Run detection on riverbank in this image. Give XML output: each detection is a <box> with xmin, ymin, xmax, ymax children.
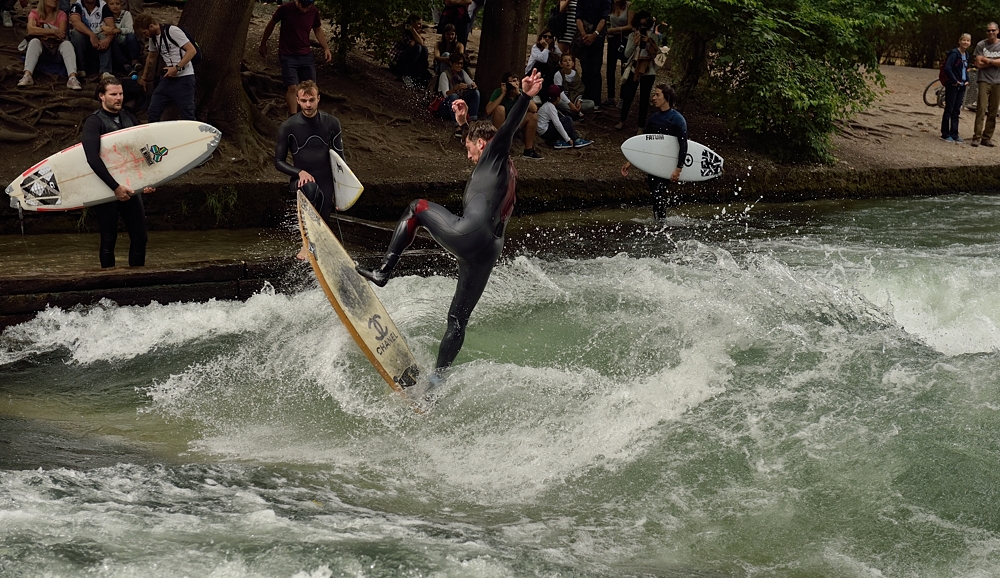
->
<box><xmin>2</xmin><ymin>4</ymin><xmax>998</xmax><ymax>237</ymax></box>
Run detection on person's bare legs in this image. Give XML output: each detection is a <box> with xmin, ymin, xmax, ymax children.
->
<box><xmin>491</xmin><ymin>105</ymin><xmax>506</xmax><ymax>129</ymax></box>
<box><xmin>286</xmin><ymin>84</ymin><xmax>299</xmax><ymax>115</ymax></box>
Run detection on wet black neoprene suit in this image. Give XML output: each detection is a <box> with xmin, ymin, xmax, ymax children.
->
<box><xmin>274</xmin><ymin>111</ymin><xmax>345</xmax><ymax>219</ymax></box>
<box><xmin>359</xmin><ymin>92</ymin><xmax>531</xmax><ymax>372</ymax></box>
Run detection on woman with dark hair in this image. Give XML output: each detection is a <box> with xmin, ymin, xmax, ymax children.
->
<box><xmin>389</xmin><ymin>13</ymin><xmax>431</xmax><ymax>86</ymax></box>
<box><xmin>433</xmin><ymin>22</ymin><xmax>464</xmax><ymax>76</ymax></box>
<box><xmin>525</xmin><ymin>26</ymin><xmax>561</xmax><ymax>84</ymax></box>
<box><xmin>615</xmin><ymin>10</ymin><xmax>658</xmax><ymax>131</ymax></box>
<box><xmin>621</xmin><ymin>83</ymin><xmax>687</xmax><ymax>219</ymax></box>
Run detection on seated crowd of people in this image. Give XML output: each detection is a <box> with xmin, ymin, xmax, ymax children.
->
<box><xmin>9</xmin><ymin>0</ymin><xmax>142</xmax><ymax>91</ymax></box>
<box><xmin>388</xmin><ymin>17</ymin><xmax>597</xmax><ymax>160</ymax></box>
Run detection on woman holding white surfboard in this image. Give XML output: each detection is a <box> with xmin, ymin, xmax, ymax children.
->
<box><xmin>621</xmin><ymin>83</ymin><xmax>686</xmax><ymax>220</ymax></box>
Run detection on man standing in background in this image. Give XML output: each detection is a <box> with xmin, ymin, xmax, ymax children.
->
<box><xmin>259</xmin><ymin>0</ymin><xmax>333</xmax><ymax>116</ymax></box>
<box><xmin>574</xmin><ymin>0</ymin><xmax>611</xmax><ymax>105</ymax></box>
<box><xmin>972</xmin><ymin>22</ymin><xmax>1000</xmax><ymax>147</ymax></box>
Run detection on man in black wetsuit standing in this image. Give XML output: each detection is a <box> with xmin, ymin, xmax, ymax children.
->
<box><xmin>358</xmin><ymin>69</ymin><xmax>544</xmax><ymax>382</ymax></box>
<box><xmin>273</xmin><ymin>79</ymin><xmax>345</xmax><ymax>259</ymax></box>
<box><xmin>82</xmin><ymin>76</ymin><xmax>155</xmax><ymax>269</ymax></box>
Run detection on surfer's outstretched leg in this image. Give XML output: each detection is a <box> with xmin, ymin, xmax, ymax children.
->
<box><xmin>358</xmin><ymin>199</ymin><xmax>437</xmax><ymax>287</ymax></box>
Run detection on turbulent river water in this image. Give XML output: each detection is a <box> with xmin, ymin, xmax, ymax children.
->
<box><xmin>3</xmin><ymin>194</ymin><xmax>1000</xmax><ymax>577</ymax></box>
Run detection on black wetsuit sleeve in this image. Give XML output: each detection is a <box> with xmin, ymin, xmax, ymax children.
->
<box><xmin>82</xmin><ymin>114</ymin><xmax>119</xmax><ymax>191</ymax></box>
<box><xmin>674</xmin><ymin>114</ymin><xmax>688</xmax><ymax>170</ymax></box>
<box><xmin>494</xmin><ymin>92</ymin><xmax>530</xmax><ymax>151</ymax></box>
<box><xmin>273</xmin><ymin>123</ymin><xmax>299</xmax><ymax>179</ymax></box>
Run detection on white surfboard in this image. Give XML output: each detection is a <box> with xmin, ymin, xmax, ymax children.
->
<box><xmin>297</xmin><ymin>191</ymin><xmax>421</xmax><ymax>396</ymax></box>
<box><xmin>621</xmin><ymin>134</ymin><xmax>724</xmax><ymax>182</ymax></box>
<box><xmin>331</xmin><ymin>150</ymin><xmax>363</xmax><ymax>211</ymax></box>
<box><xmin>5</xmin><ymin>120</ymin><xmax>222</xmax><ymax>212</ymax></box>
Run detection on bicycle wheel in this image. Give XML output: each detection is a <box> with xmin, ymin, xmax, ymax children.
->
<box><xmin>924</xmin><ymin>79</ymin><xmax>943</xmax><ymax>107</ymax></box>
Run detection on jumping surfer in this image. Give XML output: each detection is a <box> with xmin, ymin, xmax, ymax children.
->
<box><xmin>274</xmin><ymin>79</ymin><xmax>345</xmax><ymax>259</ymax></box>
<box><xmin>357</xmin><ymin>69</ymin><xmax>544</xmax><ymax>382</ymax></box>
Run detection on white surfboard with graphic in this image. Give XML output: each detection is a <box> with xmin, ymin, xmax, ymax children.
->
<box><xmin>621</xmin><ymin>134</ymin><xmax>724</xmax><ymax>182</ymax></box>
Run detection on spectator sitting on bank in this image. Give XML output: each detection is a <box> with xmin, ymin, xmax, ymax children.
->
<box><xmin>553</xmin><ymin>53</ymin><xmax>595</xmax><ymax>119</ymax></box>
<box><xmin>525</xmin><ymin>27</ymin><xmax>560</xmax><ymax>81</ymax></box>
<box><xmin>102</xmin><ymin>0</ymin><xmax>139</xmax><ymax>74</ymax></box>
<box><xmin>486</xmin><ymin>70</ymin><xmax>543</xmax><ymax>159</ymax></box>
<box><xmin>388</xmin><ymin>13</ymin><xmax>431</xmax><ymax>87</ymax></box>
<box><xmin>68</xmin><ymin>0</ymin><xmax>114</xmax><ymax>77</ymax></box>
<box><xmin>18</xmin><ymin>0</ymin><xmax>82</xmax><ymax>90</ymax></box>
<box><xmin>3</xmin><ymin>0</ymin><xmax>29</xmax><ymax>28</ymax></box>
<box><xmin>437</xmin><ymin>52</ymin><xmax>480</xmax><ymax>133</ymax></box>
<box><xmin>537</xmin><ymin>83</ymin><xmax>592</xmax><ymax>149</ymax></box>
<box><xmin>432</xmin><ymin>23</ymin><xmax>464</xmax><ymax>75</ymax></box>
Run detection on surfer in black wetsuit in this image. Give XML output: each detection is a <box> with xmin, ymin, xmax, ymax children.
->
<box><xmin>82</xmin><ymin>76</ymin><xmax>155</xmax><ymax>269</ymax></box>
<box><xmin>621</xmin><ymin>83</ymin><xmax>687</xmax><ymax>220</ymax></box>
<box><xmin>273</xmin><ymin>79</ymin><xmax>345</xmax><ymax>259</ymax></box>
<box><xmin>358</xmin><ymin>69</ymin><xmax>544</xmax><ymax>380</ymax></box>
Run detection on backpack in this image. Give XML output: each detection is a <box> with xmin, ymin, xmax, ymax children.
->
<box><xmin>939</xmin><ymin>54</ymin><xmax>949</xmax><ymax>85</ymax></box>
<box><xmin>160</xmin><ymin>23</ymin><xmax>202</xmax><ymax>67</ymax></box>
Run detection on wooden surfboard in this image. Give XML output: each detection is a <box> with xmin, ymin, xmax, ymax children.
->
<box><xmin>5</xmin><ymin>120</ymin><xmax>222</xmax><ymax>212</ymax></box>
<box><xmin>297</xmin><ymin>191</ymin><xmax>421</xmax><ymax>395</ymax></box>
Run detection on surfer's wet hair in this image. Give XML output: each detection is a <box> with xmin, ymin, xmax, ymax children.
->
<box><xmin>466</xmin><ymin>120</ymin><xmax>497</xmax><ymax>143</ymax></box>
<box><xmin>655</xmin><ymin>83</ymin><xmax>676</xmax><ymax>107</ymax></box>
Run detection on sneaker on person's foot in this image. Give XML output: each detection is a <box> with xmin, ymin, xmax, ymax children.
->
<box><xmin>972</xmin><ymin>138</ymin><xmax>980</xmax><ymax>147</ymax></box>
<box><xmin>943</xmin><ymin>136</ymin><xmax>955</xmax><ymax>142</ymax></box>
<box><xmin>600</xmin><ymin>99</ymin><xmax>616</xmax><ymax>108</ymax></box>
<box><xmin>522</xmin><ymin>148</ymin><xmax>543</xmax><ymax>159</ymax></box>
<box><xmin>983</xmin><ymin>138</ymin><xmax>996</xmax><ymax>147</ymax></box>
<box><xmin>76</xmin><ymin>70</ymin><xmax>86</xmax><ymax>78</ymax></box>
<box><xmin>553</xmin><ymin>139</ymin><xmax>573</xmax><ymax>150</ymax></box>
<box><xmin>67</xmin><ymin>76</ymin><xmax>82</xmax><ymax>90</ymax></box>
<box><xmin>614</xmin><ymin>121</ymin><xmax>624</xmax><ymax>130</ymax></box>
<box><xmin>17</xmin><ymin>72</ymin><xmax>32</xmax><ymax>87</ymax></box>
<box><xmin>2</xmin><ymin>11</ymin><xmax>13</xmax><ymax>28</ymax></box>
<box><xmin>572</xmin><ymin>138</ymin><xmax>593</xmax><ymax>148</ymax></box>
<box><xmin>954</xmin><ymin>137</ymin><xmax>965</xmax><ymax>143</ymax></box>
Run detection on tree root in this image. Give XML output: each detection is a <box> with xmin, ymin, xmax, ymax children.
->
<box><xmin>0</xmin><ymin>129</ymin><xmax>37</xmax><ymax>142</ymax></box>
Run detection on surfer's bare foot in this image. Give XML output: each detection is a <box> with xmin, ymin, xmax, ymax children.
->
<box><xmin>296</xmin><ymin>247</ymin><xmax>309</xmax><ymax>260</ymax></box>
<box><xmin>356</xmin><ymin>265</ymin><xmax>389</xmax><ymax>287</ymax></box>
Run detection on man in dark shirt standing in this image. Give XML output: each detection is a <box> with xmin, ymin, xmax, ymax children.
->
<box><xmin>273</xmin><ymin>80</ymin><xmax>345</xmax><ymax>259</ymax></box>
<box><xmin>82</xmin><ymin>76</ymin><xmax>155</xmax><ymax>268</ymax></box>
<box><xmin>574</xmin><ymin>0</ymin><xmax>611</xmax><ymax>104</ymax></box>
<box><xmin>621</xmin><ymin>83</ymin><xmax>687</xmax><ymax>220</ymax></box>
<box><xmin>259</xmin><ymin>0</ymin><xmax>333</xmax><ymax>116</ymax></box>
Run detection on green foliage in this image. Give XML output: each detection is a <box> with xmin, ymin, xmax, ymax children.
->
<box><xmin>636</xmin><ymin>0</ymin><xmax>936</xmax><ymax>162</ymax></box>
<box><xmin>203</xmin><ymin>186</ymin><xmax>237</xmax><ymax>224</ymax></box>
<box><xmin>317</xmin><ymin>0</ymin><xmax>434</xmax><ymax>65</ymax></box>
<box><xmin>878</xmin><ymin>0</ymin><xmax>988</xmax><ymax>68</ymax></box>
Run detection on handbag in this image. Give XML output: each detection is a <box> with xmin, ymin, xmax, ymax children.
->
<box><xmin>427</xmin><ymin>95</ymin><xmax>445</xmax><ymax>114</ymax></box>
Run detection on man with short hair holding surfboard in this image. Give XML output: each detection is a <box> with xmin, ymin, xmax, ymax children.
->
<box><xmin>82</xmin><ymin>76</ymin><xmax>154</xmax><ymax>268</ymax></box>
<box><xmin>358</xmin><ymin>69</ymin><xmax>544</xmax><ymax>384</ymax></box>
<box><xmin>274</xmin><ymin>79</ymin><xmax>345</xmax><ymax>260</ymax></box>
<box><xmin>620</xmin><ymin>83</ymin><xmax>687</xmax><ymax>220</ymax></box>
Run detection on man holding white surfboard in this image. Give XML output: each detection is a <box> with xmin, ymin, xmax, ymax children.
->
<box><xmin>621</xmin><ymin>83</ymin><xmax>687</xmax><ymax>220</ymax></box>
<box><xmin>273</xmin><ymin>80</ymin><xmax>345</xmax><ymax>259</ymax></box>
<box><xmin>358</xmin><ymin>69</ymin><xmax>545</xmax><ymax>384</ymax></box>
<box><xmin>82</xmin><ymin>76</ymin><xmax>154</xmax><ymax>268</ymax></box>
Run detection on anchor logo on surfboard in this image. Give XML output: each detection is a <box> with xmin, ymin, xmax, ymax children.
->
<box><xmin>368</xmin><ymin>314</ymin><xmax>389</xmax><ymax>340</ymax></box>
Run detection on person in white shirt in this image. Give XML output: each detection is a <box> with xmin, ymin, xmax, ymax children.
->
<box><xmin>134</xmin><ymin>12</ymin><xmax>196</xmax><ymax>122</ymax></box>
<box><xmin>553</xmin><ymin>53</ymin><xmax>595</xmax><ymax>119</ymax></box>
<box><xmin>524</xmin><ymin>27</ymin><xmax>560</xmax><ymax>78</ymax></box>
<box><xmin>536</xmin><ymin>84</ymin><xmax>592</xmax><ymax>149</ymax></box>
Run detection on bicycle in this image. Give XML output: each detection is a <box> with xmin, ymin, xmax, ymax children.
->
<box><xmin>924</xmin><ymin>68</ymin><xmax>979</xmax><ymax>111</ymax></box>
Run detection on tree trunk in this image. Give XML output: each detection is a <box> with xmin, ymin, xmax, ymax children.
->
<box><xmin>535</xmin><ymin>0</ymin><xmax>548</xmax><ymax>34</ymax></box>
<box><xmin>474</xmin><ymin>0</ymin><xmax>532</xmax><ymax>116</ymax></box>
<box><xmin>672</xmin><ymin>31</ymin><xmax>707</xmax><ymax>106</ymax></box>
<box><xmin>178</xmin><ymin>0</ymin><xmax>273</xmax><ymax>162</ymax></box>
